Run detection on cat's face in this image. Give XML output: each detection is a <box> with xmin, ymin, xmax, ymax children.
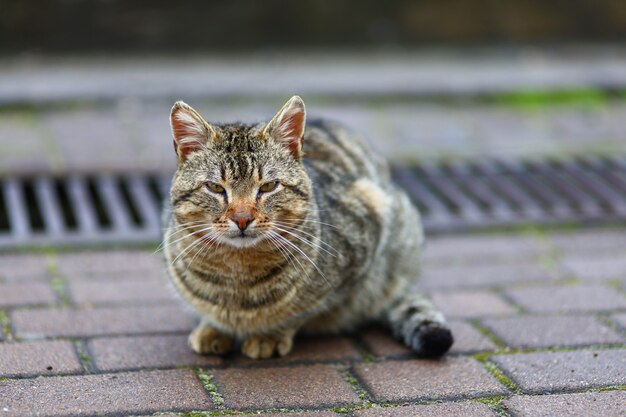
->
<box><xmin>169</xmin><ymin>96</ymin><xmax>311</xmax><ymax>249</ymax></box>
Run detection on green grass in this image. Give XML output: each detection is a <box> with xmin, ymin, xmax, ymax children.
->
<box><xmin>0</xmin><ymin>309</ymin><xmax>11</xmax><ymax>339</ymax></box>
<box><xmin>474</xmin><ymin>395</ymin><xmax>509</xmax><ymax>416</ymax></box>
<box><xmin>197</xmin><ymin>369</ymin><xmax>225</xmax><ymax>407</ymax></box>
<box><xmin>492</xmin><ymin>89</ymin><xmax>607</xmax><ymax>110</ymax></box>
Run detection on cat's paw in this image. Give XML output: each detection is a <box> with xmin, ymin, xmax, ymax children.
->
<box><xmin>188</xmin><ymin>326</ymin><xmax>234</xmax><ymax>355</ymax></box>
<box><xmin>409</xmin><ymin>322</ymin><xmax>453</xmax><ymax>358</ymax></box>
<box><xmin>241</xmin><ymin>334</ymin><xmax>294</xmax><ymax>359</ymax></box>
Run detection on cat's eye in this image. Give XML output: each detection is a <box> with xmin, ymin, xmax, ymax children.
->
<box><xmin>259</xmin><ymin>181</ymin><xmax>279</xmax><ymax>193</ymax></box>
<box><xmin>206</xmin><ymin>182</ymin><xmax>225</xmax><ymax>193</ymax></box>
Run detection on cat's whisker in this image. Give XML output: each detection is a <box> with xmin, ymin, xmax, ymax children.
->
<box><xmin>264</xmin><ymin>233</ymin><xmax>300</xmax><ymax>276</ymax></box>
<box><xmin>158</xmin><ymin>224</ymin><xmax>213</xmax><ymax>254</ymax></box>
<box><xmin>272</xmin><ymin>226</ymin><xmax>337</xmax><ymax>258</ymax></box>
<box><xmin>280</xmin><ymin>218</ymin><xmax>339</xmax><ymax>229</ymax></box>
<box><xmin>169</xmin><ymin>226</ymin><xmax>216</xmax><ymax>266</ymax></box>
<box><xmin>155</xmin><ymin>221</ymin><xmax>209</xmax><ymax>253</ymax></box>
<box><xmin>271</xmin><ymin>231</ymin><xmax>331</xmax><ymax>287</ymax></box>
<box><xmin>266</xmin><ymin>231</ymin><xmax>309</xmax><ymax>278</ymax></box>
<box><xmin>185</xmin><ymin>231</ymin><xmax>220</xmax><ymax>273</ymax></box>
<box><xmin>272</xmin><ymin>221</ymin><xmax>341</xmax><ymax>255</ymax></box>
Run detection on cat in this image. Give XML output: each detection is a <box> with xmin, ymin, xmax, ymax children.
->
<box><xmin>162</xmin><ymin>96</ymin><xmax>453</xmax><ymax>359</ymax></box>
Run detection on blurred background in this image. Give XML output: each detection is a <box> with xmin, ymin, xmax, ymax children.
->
<box><xmin>1</xmin><ymin>0</ymin><xmax>626</xmax><ymax>245</ymax></box>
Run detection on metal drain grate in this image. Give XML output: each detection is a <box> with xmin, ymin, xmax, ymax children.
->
<box><xmin>393</xmin><ymin>156</ymin><xmax>626</xmax><ymax>232</ymax></box>
<box><xmin>0</xmin><ymin>175</ymin><xmax>170</xmax><ymax>248</ymax></box>
<box><xmin>1</xmin><ymin>156</ymin><xmax>626</xmax><ymax>247</ymax></box>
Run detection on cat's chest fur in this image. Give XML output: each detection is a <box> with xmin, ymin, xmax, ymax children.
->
<box><xmin>165</xmin><ymin>230</ymin><xmax>331</xmax><ymax>333</ymax></box>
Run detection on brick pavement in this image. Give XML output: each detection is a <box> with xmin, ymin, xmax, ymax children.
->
<box><xmin>0</xmin><ymin>228</ymin><xmax>625</xmax><ymax>416</ymax></box>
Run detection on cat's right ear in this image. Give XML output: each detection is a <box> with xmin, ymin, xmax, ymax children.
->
<box><xmin>170</xmin><ymin>101</ymin><xmax>216</xmax><ymax>162</ymax></box>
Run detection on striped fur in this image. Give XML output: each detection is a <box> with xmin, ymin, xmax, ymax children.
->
<box><xmin>163</xmin><ymin>97</ymin><xmax>453</xmax><ymax>359</ymax></box>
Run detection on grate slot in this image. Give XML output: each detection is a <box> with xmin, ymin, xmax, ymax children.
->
<box><xmin>128</xmin><ymin>176</ymin><xmax>161</xmax><ymax>231</ymax></box>
<box><xmin>528</xmin><ymin>161</ymin><xmax>603</xmax><ymax>217</ymax></box>
<box><xmin>21</xmin><ymin>180</ymin><xmax>45</xmax><ymax>232</ymax></box>
<box><xmin>418</xmin><ymin>164</ymin><xmax>484</xmax><ymax>223</ymax></box>
<box><xmin>54</xmin><ymin>179</ymin><xmax>78</xmax><ymax>230</ymax></box>
<box><xmin>67</xmin><ymin>177</ymin><xmax>98</xmax><ymax>234</ymax></box>
<box><xmin>96</xmin><ymin>176</ymin><xmax>130</xmax><ymax>231</ymax></box>
<box><xmin>117</xmin><ymin>177</ymin><xmax>143</xmax><ymax>227</ymax></box>
<box><xmin>4</xmin><ymin>178</ymin><xmax>30</xmax><ymax>239</ymax></box>
<box><xmin>473</xmin><ymin>160</ymin><xmax>544</xmax><ymax>220</ymax></box>
<box><xmin>0</xmin><ymin>181</ymin><xmax>10</xmax><ymax>232</ymax></box>
<box><xmin>35</xmin><ymin>177</ymin><xmax>64</xmax><ymax>235</ymax></box>
<box><xmin>583</xmin><ymin>157</ymin><xmax>626</xmax><ymax>193</ymax></box>
<box><xmin>558</xmin><ymin>160</ymin><xmax>626</xmax><ymax>215</ymax></box>
<box><xmin>498</xmin><ymin>160</ymin><xmax>575</xmax><ymax>218</ymax></box>
<box><xmin>607</xmin><ymin>157</ymin><xmax>626</xmax><ymax>193</ymax></box>
<box><xmin>447</xmin><ymin>162</ymin><xmax>517</xmax><ymax>221</ymax></box>
<box><xmin>391</xmin><ymin>167</ymin><xmax>452</xmax><ymax>220</ymax></box>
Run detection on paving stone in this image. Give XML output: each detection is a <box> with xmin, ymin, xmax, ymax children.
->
<box><xmin>482</xmin><ymin>315</ymin><xmax>625</xmax><ymax>349</ymax></box>
<box><xmin>504</xmin><ymin>390</ymin><xmax>626</xmax><ymax>417</ymax></box>
<box><xmin>67</xmin><ymin>279</ymin><xmax>175</xmax><ymax>304</ymax></box>
<box><xmin>235</xmin><ymin>336</ymin><xmax>361</xmax><ymax>365</ymax></box>
<box><xmin>491</xmin><ymin>349</ymin><xmax>626</xmax><ymax>393</ymax></box>
<box><xmin>560</xmin><ymin>255</ymin><xmax>626</xmax><ymax>282</ymax></box>
<box><xmin>89</xmin><ymin>335</ymin><xmax>222</xmax><ymax>371</ymax></box>
<box><xmin>354</xmin><ymin>401</ymin><xmax>497</xmax><ymax>417</ymax></box>
<box><xmin>359</xmin><ymin>327</ymin><xmax>412</xmax><ymax>358</ymax></box>
<box><xmin>11</xmin><ymin>306</ymin><xmax>195</xmax><ymax>339</ymax></box>
<box><xmin>213</xmin><ymin>364</ymin><xmax>360</xmax><ymax>410</ymax></box>
<box><xmin>43</xmin><ymin>109</ymin><xmax>139</xmax><ymax>173</ymax></box>
<box><xmin>421</xmin><ymin>263</ymin><xmax>554</xmax><ymax>290</ymax></box>
<box><xmin>423</xmin><ymin>234</ymin><xmax>543</xmax><ymax>266</ymax></box>
<box><xmin>431</xmin><ymin>290</ymin><xmax>517</xmax><ymax>318</ymax></box>
<box><xmin>482</xmin><ymin>315</ymin><xmax>624</xmax><ymax>349</ymax></box>
<box><xmin>0</xmin><ymin>340</ymin><xmax>82</xmax><ymax>377</ymax></box>
<box><xmin>0</xmin><ymin>254</ymin><xmax>49</xmax><ymax>282</ymax></box>
<box><xmin>0</xmin><ymin>369</ymin><xmax>213</xmax><ymax>416</ymax></box>
<box><xmin>56</xmin><ymin>250</ymin><xmax>164</xmax><ymax>278</ymax></box>
<box><xmin>505</xmin><ymin>285</ymin><xmax>626</xmax><ymax>313</ymax></box>
<box><xmin>613</xmin><ymin>313</ymin><xmax>626</xmax><ymax>331</ymax></box>
<box><xmin>549</xmin><ymin>230</ymin><xmax>626</xmax><ymax>256</ymax></box>
<box><xmin>0</xmin><ymin>114</ymin><xmax>52</xmax><ymax>175</ymax></box>
<box><xmin>448</xmin><ymin>321</ymin><xmax>499</xmax><ymax>354</ymax></box>
<box><xmin>0</xmin><ymin>282</ymin><xmax>57</xmax><ymax>307</ymax></box>
<box><xmin>355</xmin><ymin>357</ymin><xmax>507</xmax><ymax>402</ymax></box>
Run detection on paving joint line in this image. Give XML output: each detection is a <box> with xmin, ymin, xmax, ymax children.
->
<box><xmin>468</xmin><ymin>319</ymin><xmax>508</xmax><ymax>349</ymax></box>
<box><xmin>196</xmin><ymin>368</ymin><xmax>225</xmax><ymax>408</ymax></box>
<box><xmin>0</xmin><ymin>308</ymin><xmax>12</xmax><ymax>341</ymax></box>
<box><xmin>472</xmin><ymin>395</ymin><xmax>513</xmax><ymax>417</ymax></box>
<box><xmin>334</xmin><ymin>364</ymin><xmax>373</xmax><ymax>413</ymax></box>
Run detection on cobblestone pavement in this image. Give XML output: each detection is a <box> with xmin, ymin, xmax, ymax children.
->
<box><xmin>1</xmin><ymin>228</ymin><xmax>625</xmax><ymax>416</ymax></box>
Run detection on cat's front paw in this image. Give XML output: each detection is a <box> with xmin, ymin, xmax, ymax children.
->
<box><xmin>188</xmin><ymin>326</ymin><xmax>234</xmax><ymax>355</ymax></box>
<box><xmin>241</xmin><ymin>334</ymin><xmax>294</xmax><ymax>359</ymax></box>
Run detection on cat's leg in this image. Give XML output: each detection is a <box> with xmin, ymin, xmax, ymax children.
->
<box><xmin>386</xmin><ymin>292</ymin><xmax>453</xmax><ymax>358</ymax></box>
<box><xmin>188</xmin><ymin>318</ymin><xmax>235</xmax><ymax>355</ymax></box>
<box><xmin>241</xmin><ymin>327</ymin><xmax>297</xmax><ymax>359</ymax></box>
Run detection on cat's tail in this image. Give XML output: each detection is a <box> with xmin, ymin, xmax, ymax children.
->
<box><xmin>386</xmin><ymin>292</ymin><xmax>453</xmax><ymax>357</ymax></box>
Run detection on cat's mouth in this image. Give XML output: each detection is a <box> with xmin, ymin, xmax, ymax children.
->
<box><xmin>220</xmin><ymin>230</ymin><xmax>263</xmax><ymax>248</ymax></box>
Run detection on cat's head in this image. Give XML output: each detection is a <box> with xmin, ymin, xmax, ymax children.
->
<box><xmin>168</xmin><ymin>96</ymin><xmax>312</xmax><ymax>249</ymax></box>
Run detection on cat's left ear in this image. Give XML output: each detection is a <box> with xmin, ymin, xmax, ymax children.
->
<box><xmin>264</xmin><ymin>96</ymin><xmax>306</xmax><ymax>159</ymax></box>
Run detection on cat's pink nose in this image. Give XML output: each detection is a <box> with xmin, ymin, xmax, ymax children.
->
<box><xmin>230</xmin><ymin>212</ymin><xmax>254</xmax><ymax>231</ymax></box>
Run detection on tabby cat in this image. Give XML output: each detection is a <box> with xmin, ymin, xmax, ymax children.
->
<box><xmin>163</xmin><ymin>96</ymin><xmax>453</xmax><ymax>359</ymax></box>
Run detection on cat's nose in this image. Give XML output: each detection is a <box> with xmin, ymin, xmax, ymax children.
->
<box><xmin>230</xmin><ymin>212</ymin><xmax>254</xmax><ymax>231</ymax></box>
